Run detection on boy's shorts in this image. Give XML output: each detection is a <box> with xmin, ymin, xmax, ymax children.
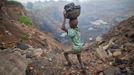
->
<box><xmin>64</xmin><ymin>49</ymin><xmax>82</xmax><ymax>54</ymax></box>
<box><xmin>64</xmin><ymin>43</ymin><xmax>88</xmax><ymax>54</ymax></box>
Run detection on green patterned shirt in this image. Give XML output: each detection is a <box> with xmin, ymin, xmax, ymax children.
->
<box><xmin>67</xmin><ymin>28</ymin><xmax>83</xmax><ymax>53</ymax></box>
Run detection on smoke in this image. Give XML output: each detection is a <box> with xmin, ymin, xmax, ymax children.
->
<box><xmin>15</xmin><ymin>0</ymin><xmax>90</xmax><ymax>3</ymax></box>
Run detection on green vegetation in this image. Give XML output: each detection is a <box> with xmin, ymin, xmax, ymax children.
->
<box><xmin>20</xmin><ymin>34</ymin><xmax>28</xmax><ymax>41</ymax></box>
<box><xmin>19</xmin><ymin>16</ymin><xmax>32</xmax><ymax>26</ymax></box>
<box><xmin>7</xmin><ymin>0</ymin><xmax>21</xmax><ymax>6</ymax></box>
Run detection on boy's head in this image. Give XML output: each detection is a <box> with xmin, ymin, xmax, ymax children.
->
<box><xmin>69</xmin><ymin>19</ymin><xmax>78</xmax><ymax>28</ymax></box>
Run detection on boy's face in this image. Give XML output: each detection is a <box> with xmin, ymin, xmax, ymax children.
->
<box><xmin>69</xmin><ymin>19</ymin><xmax>78</xmax><ymax>28</ymax></box>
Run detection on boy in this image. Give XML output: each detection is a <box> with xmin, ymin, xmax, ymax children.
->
<box><xmin>61</xmin><ymin>12</ymin><xmax>84</xmax><ymax>69</ymax></box>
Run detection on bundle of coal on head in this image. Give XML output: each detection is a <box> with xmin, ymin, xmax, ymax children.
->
<box><xmin>64</xmin><ymin>2</ymin><xmax>81</xmax><ymax>20</ymax></box>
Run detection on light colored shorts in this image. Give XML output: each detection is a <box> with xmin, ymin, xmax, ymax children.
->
<box><xmin>64</xmin><ymin>43</ymin><xmax>88</xmax><ymax>54</ymax></box>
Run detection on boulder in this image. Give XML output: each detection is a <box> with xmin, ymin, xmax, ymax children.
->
<box><xmin>33</xmin><ymin>48</ymin><xmax>44</xmax><ymax>58</ymax></box>
<box><xmin>104</xmin><ymin>67</ymin><xmax>121</xmax><ymax>75</ymax></box>
<box><xmin>25</xmin><ymin>48</ymin><xmax>44</xmax><ymax>59</ymax></box>
<box><xmin>0</xmin><ymin>49</ymin><xmax>28</xmax><ymax>75</ymax></box>
<box><xmin>16</xmin><ymin>42</ymin><xmax>29</xmax><ymax>50</ymax></box>
<box><xmin>96</xmin><ymin>47</ymin><xmax>108</xmax><ymax>61</ymax></box>
<box><xmin>112</xmin><ymin>50</ymin><xmax>122</xmax><ymax>57</ymax></box>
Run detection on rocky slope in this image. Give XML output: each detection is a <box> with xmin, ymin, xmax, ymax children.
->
<box><xmin>0</xmin><ymin>1</ymin><xmax>63</xmax><ymax>75</ymax></box>
<box><xmin>20</xmin><ymin>16</ymin><xmax>134</xmax><ymax>75</ymax></box>
<box><xmin>0</xmin><ymin>0</ymin><xmax>134</xmax><ymax>75</ymax></box>
<box><xmin>92</xmin><ymin>16</ymin><xmax>134</xmax><ymax>75</ymax></box>
<box><xmin>102</xmin><ymin>16</ymin><xmax>134</xmax><ymax>74</ymax></box>
<box><xmin>0</xmin><ymin>0</ymin><xmax>62</xmax><ymax>50</ymax></box>
<box><xmin>0</xmin><ymin>49</ymin><xmax>27</xmax><ymax>75</ymax></box>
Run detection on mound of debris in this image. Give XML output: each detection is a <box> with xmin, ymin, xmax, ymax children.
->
<box><xmin>94</xmin><ymin>16</ymin><xmax>134</xmax><ymax>75</ymax></box>
<box><xmin>103</xmin><ymin>16</ymin><xmax>134</xmax><ymax>45</ymax></box>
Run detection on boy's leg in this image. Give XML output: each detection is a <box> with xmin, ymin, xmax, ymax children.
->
<box><xmin>77</xmin><ymin>54</ymin><xmax>87</xmax><ymax>74</ymax></box>
<box><xmin>77</xmin><ymin>54</ymin><xmax>84</xmax><ymax>69</ymax></box>
<box><xmin>64</xmin><ymin>51</ymin><xmax>73</xmax><ymax>66</ymax></box>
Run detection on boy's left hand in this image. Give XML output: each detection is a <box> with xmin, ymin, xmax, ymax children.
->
<box><xmin>61</xmin><ymin>26</ymin><xmax>65</xmax><ymax>31</ymax></box>
<box><xmin>63</xmin><ymin>10</ymin><xmax>67</xmax><ymax>18</ymax></box>
<box><xmin>61</xmin><ymin>26</ymin><xmax>67</xmax><ymax>32</ymax></box>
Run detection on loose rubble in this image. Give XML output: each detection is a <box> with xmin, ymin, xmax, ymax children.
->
<box><xmin>0</xmin><ymin>0</ymin><xmax>134</xmax><ymax>75</ymax></box>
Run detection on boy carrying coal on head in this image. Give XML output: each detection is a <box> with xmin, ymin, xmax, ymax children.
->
<box><xmin>61</xmin><ymin>3</ymin><xmax>85</xmax><ymax>69</ymax></box>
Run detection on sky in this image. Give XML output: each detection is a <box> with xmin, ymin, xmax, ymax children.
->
<box><xmin>14</xmin><ymin>0</ymin><xmax>90</xmax><ymax>3</ymax></box>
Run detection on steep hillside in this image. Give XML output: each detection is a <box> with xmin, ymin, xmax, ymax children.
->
<box><xmin>0</xmin><ymin>0</ymin><xmax>134</xmax><ymax>75</ymax></box>
<box><xmin>0</xmin><ymin>1</ymin><xmax>63</xmax><ymax>75</ymax></box>
<box><xmin>23</xmin><ymin>16</ymin><xmax>134</xmax><ymax>75</ymax></box>
<box><xmin>103</xmin><ymin>16</ymin><xmax>134</xmax><ymax>45</ymax></box>
<box><xmin>0</xmin><ymin>0</ymin><xmax>62</xmax><ymax>50</ymax></box>
<box><xmin>94</xmin><ymin>16</ymin><xmax>134</xmax><ymax>75</ymax></box>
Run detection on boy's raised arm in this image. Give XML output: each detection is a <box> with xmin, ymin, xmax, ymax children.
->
<box><xmin>61</xmin><ymin>11</ymin><xmax>68</xmax><ymax>32</ymax></box>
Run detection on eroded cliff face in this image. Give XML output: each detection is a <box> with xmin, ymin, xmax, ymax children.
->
<box><xmin>1</xmin><ymin>0</ymin><xmax>25</xmax><ymax>20</ymax></box>
<box><xmin>0</xmin><ymin>1</ymin><xmax>63</xmax><ymax>75</ymax></box>
<box><xmin>0</xmin><ymin>0</ymin><xmax>63</xmax><ymax>50</ymax></box>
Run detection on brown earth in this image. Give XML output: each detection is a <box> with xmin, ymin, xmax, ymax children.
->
<box><xmin>0</xmin><ymin>0</ymin><xmax>63</xmax><ymax>50</ymax></box>
<box><xmin>0</xmin><ymin>0</ymin><xmax>134</xmax><ymax>75</ymax></box>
